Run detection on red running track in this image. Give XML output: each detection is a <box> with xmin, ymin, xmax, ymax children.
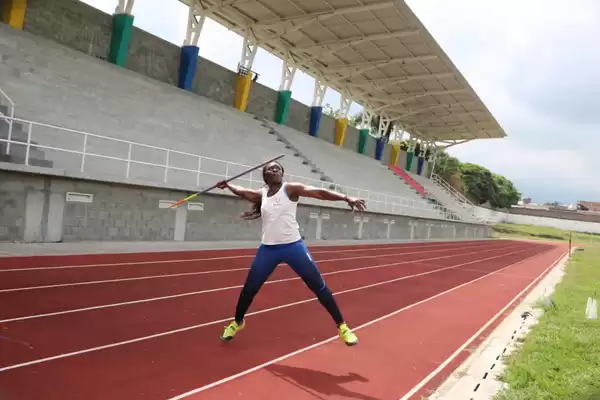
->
<box><xmin>0</xmin><ymin>239</ymin><xmax>565</xmax><ymax>400</ymax></box>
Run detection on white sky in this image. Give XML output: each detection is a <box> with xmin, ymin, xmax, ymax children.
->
<box><xmin>81</xmin><ymin>0</ymin><xmax>600</xmax><ymax>204</ymax></box>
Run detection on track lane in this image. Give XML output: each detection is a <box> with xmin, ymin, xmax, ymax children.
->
<box><xmin>0</xmin><ymin>243</ymin><xmax>519</xmax><ymax>320</ymax></box>
<box><xmin>195</xmin><ymin>244</ymin><xmax>566</xmax><ymax>400</ymax></box>
<box><xmin>0</xmin><ymin>245</ymin><xmax>540</xmax><ymax>367</ymax></box>
<box><xmin>0</xmin><ymin>240</ymin><xmax>500</xmax><ymax>270</ymax></box>
<box><xmin>0</xmin><ymin>241</ymin><xmax>503</xmax><ymax>288</ymax></box>
<box><xmin>0</xmin><ymin>243</ymin><xmax>551</xmax><ymax>400</ymax></box>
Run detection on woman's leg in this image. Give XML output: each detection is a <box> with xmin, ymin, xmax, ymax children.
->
<box><xmin>283</xmin><ymin>241</ymin><xmax>345</xmax><ymax>325</ymax></box>
<box><xmin>221</xmin><ymin>244</ymin><xmax>280</xmax><ymax>341</ymax></box>
<box><xmin>284</xmin><ymin>241</ymin><xmax>357</xmax><ymax>345</ymax></box>
<box><xmin>234</xmin><ymin>245</ymin><xmax>280</xmax><ymax>323</ymax></box>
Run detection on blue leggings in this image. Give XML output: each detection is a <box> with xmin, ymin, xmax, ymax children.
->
<box><xmin>234</xmin><ymin>240</ymin><xmax>345</xmax><ymax>325</ymax></box>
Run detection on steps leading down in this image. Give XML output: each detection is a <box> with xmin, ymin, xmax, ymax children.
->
<box><xmin>387</xmin><ymin>164</ymin><xmax>426</xmax><ymax>196</ymax></box>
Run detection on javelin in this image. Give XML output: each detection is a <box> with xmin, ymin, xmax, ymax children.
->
<box><xmin>167</xmin><ymin>154</ymin><xmax>285</xmax><ymax>209</ymax></box>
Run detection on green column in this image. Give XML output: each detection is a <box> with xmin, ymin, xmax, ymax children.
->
<box><xmin>358</xmin><ymin>129</ymin><xmax>369</xmax><ymax>154</ymax></box>
<box><xmin>274</xmin><ymin>90</ymin><xmax>292</xmax><ymax>125</ymax></box>
<box><xmin>108</xmin><ymin>13</ymin><xmax>134</xmax><ymax>66</ymax></box>
<box><xmin>405</xmin><ymin>151</ymin><xmax>414</xmax><ymax>171</ymax></box>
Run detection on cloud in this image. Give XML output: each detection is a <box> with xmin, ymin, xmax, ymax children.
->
<box><xmin>405</xmin><ymin>0</ymin><xmax>600</xmax><ymax>203</ymax></box>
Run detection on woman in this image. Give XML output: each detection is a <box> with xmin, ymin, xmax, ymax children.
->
<box><xmin>216</xmin><ymin>160</ymin><xmax>366</xmax><ymax>346</ymax></box>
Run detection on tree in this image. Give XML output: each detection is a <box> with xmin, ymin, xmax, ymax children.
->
<box><xmin>322</xmin><ymin>103</ymin><xmax>343</xmax><ymax>119</ymax></box>
<box><xmin>490</xmin><ymin>173</ymin><xmax>521</xmax><ymax>209</ymax></box>
<box><xmin>432</xmin><ymin>150</ymin><xmax>461</xmax><ymax>182</ymax></box>
<box><xmin>460</xmin><ymin>163</ymin><xmax>498</xmax><ymax>205</ymax></box>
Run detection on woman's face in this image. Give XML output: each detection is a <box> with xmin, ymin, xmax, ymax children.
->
<box><xmin>264</xmin><ymin>162</ymin><xmax>283</xmax><ymax>185</ymax></box>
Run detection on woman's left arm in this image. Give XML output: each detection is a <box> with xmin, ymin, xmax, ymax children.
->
<box><xmin>285</xmin><ymin>182</ymin><xmax>366</xmax><ymax>211</ymax></box>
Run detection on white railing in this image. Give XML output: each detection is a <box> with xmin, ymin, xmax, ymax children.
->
<box><xmin>431</xmin><ymin>173</ymin><xmax>477</xmax><ymax>212</ymax></box>
<box><xmin>0</xmin><ymin>116</ymin><xmax>479</xmax><ymax>223</ymax></box>
<box><xmin>0</xmin><ymin>88</ymin><xmax>15</xmax><ymax>155</ymax></box>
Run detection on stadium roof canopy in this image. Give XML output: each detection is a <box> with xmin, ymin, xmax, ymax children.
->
<box><xmin>178</xmin><ymin>0</ymin><xmax>507</xmax><ymax>143</ymax></box>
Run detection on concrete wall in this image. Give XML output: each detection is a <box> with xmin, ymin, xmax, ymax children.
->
<box><xmin>508</xmin><ymin>206</ymin><xmax>600</xmax><ymax>223</ymax></box>
<box><xmin>0</xmin><ymin>168</ymin><xmax>492</xmax><ymax>243</ymax></box>
<box><xmin>473</xmin><ymin>205</ymin><xmax>600</xmax><ymax>234</ymax></box>
<box><xmin>19</xmin><ymin>0</ymin><xmax>363</xmax><ymax>157</ymax></box>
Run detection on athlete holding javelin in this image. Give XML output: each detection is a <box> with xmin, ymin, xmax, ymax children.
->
<box><xmin>216</xmin><ymin>160</ymin><xmax>366</xmax><ymax>346</ymax></box>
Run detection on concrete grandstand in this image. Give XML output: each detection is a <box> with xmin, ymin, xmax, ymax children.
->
<box><xmin>0</xmin><ymin>0</ymin><xmax>502</xmax><ymax>243</ymax></box>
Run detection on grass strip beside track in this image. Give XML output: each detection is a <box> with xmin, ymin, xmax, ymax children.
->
<box><xmin>493</xmin><ymin>244</ymin><xmax>600</xmax><ymax>400</ymax></box>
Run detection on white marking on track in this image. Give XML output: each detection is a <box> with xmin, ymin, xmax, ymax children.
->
<box><xmin>166</xmin><ymin>246</ymin><xmax>555</xmax><ymax>399</ymax></box>
<box><xmin>0</xmin><ymin>243</ymin><xmax>510</xmax><ymax>293</ymax></box>
<box><xmin>0</xmin><ymin>245</ymin><xmax>543</xmax><ymax>370</ymax></box>
<box><xmin>0</xmin><ymin>241</ymin><xmax>498</xmax><ymax>272</ymax></box>
<box><xmin>0</xmin><ymin>245</ymin><xmax>527</xmax><ymax>323</ymax></box>
<box><xmin>396</xmin><ymin>250</ymin><xmax>568</xmax><ymax>400</ymax></box>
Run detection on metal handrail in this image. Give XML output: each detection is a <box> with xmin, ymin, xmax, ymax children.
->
<box><xmin>431</xmin><ymin>173</ymin><xmax>476</xmax><ymax>209</ymax></box>
<box><xmin>0</xmin><ymin>115</ymin><xmax>481</xmax><ymax>223</ymax></box>
<box><xmin>0</xmin><ymin>87</ymin><xmax>15</xmax><ymax>156</ymax></box>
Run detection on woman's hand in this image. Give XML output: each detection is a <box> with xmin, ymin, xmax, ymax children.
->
<box><xmin>216</xmin><ymin>180</ymin><xmax>229</xmax><ymax>190</ymax></box>
<box><xmin>345</xmin><ymin>196</ymin><xmax>366</xmax><ymax>212</ymax></box>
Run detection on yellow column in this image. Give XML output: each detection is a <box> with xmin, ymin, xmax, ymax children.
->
<box><xmin>391</xmin><ymin>145</ymin><xmax>400</xmax><ymax>166</ymax></box>
<box><xmin>335</xmin><ymin>117</ymin><xmax>348</xmax><ymax>146</ymax></box>
<box><xmin>234</xmin><ymin>72</ymin><xmax>253</xmax><ymax>111</ymax></box>
<box><xmin>2</xmin><ymin>0</ymin><xmax>27</xmax><ymax>29</ymax></box>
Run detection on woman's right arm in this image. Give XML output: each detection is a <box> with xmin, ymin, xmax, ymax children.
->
<box><xmin>216</xmin><ymin>181</ymin><xmax>262</xmax><ymax>203</ymax></box>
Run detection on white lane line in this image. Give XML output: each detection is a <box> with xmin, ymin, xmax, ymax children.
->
<box><xmin>0</xmin><ymin>243</ymin><xmax>509</xmax><ymax>293</ymax></box>
<box><xmin>397</xmin><ymin>250</ymin><xmax>568</xmax><ymax>400</ymax></box>
<box><xmin>0</xmin><ymin>241</ymin><xmax>499</xmax><ymax>272</ymax></box>
<box><xmin>166</xmin><ymin>247</ymin><xmax>555</xmax><ymax>399</ymax></box>
<box><xmin>0</xmin><ymin>245</ymin><xmax>527</xmax><ymax>323</ymax></box>
<box><xmin>0</xmin><ymin>245</ymin><xmax>544</xmax><ymax>371</ymax></box>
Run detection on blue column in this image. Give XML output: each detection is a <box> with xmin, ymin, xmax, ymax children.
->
<box><xmin>375</xmin><ymin>138</ymin><xmax>385</xmax><ymax>161</ymax></box>
<box><xmin>178</xmin><ymin>45</ymin><xmax>199</xmax><ymax>91</ymax></box>
<box><xmin>308</xmin><ymin>106</ymin><xmax>322</xmax><ymax>137</ymax></box>
<box><xmin>417</xmin><ymin>157</ymin><xmax>425</xmax><ymax>175</ymax></box>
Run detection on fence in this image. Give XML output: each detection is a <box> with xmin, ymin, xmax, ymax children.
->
<box><xmin>0</xmin><ymin>116</ymin><xmax>490</xmax><ymax>223</ymax></box>
<box><xmin>431</xmin><ymin>173</ymin><xmax>477</xmax><ymax>212</ymax></box>
<box><xmin>0</xmin><ymin>88</ymin><xmax>15</xmax><ymax>155</ymax></box>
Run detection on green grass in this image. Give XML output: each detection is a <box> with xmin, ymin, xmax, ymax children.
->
<box><xmin>492</xmin><ymin>223</ymin><xmax>600</xmax><ymax>244</ymax></box>
<box><xmin>492</xmin><ymin>245</ymin><xmax>600</xmax><ymax>400</ymax></box>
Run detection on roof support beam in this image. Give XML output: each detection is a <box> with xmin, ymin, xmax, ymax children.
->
<box><xmin>420</xmin><ymin>126</ymin><xmax>492</xmax><ymax>134</ymax></box>
<box><xmin>343</xmin><ymin>72</ymin><xmax>453</xmax><ymax>88</ymax></box>
<box><xmin>295</xmin><ymin>29</ymin><xmax>419</xmax><ymax>52</ymax></box>
<box><xmin>377</xmin><ymin>114</ymin><xmax>392</xmax><ymax>139</ymax></box>
<box><xmin>401</xmin><ymin>111</ymin><xmax>489</xmax><ymax>125</ymax></box>
<box><xmin>359</xmin><ymin>107</ymin><xmax>375</xmax><ymax>132</ymax></box>
<box><xmin>279</xmin><ymin>52</ymin><xmax>297</xmax><ymax>91</ymax></box>
<box><xmin>327</xmin><ymin>55</ymin><xmax>437</xmax><ymax>74</ymax></box>
<box><xmin>238</xmin><ymin>31</ymin><xmax>258</xmax><ymax>71</ymax></box>
<box><xmin>115</xmin><ymin>0</ymin><xmax>135</xmax><ymax>14</ymax></box>
<box><xmin>372</xmin><ymin>89</ymin><xmax>468</xmax><ymax>112</ymax></box>
<box><xmin>338</xmin><ymin>94</ymin><xmax>352</xmax><ymax>119</ymax></box>
<box><xmin>183</xmin><ymin>2</ymin><xmax>205</xmax><ymax>47</ymax></box>
<box><xmin>312</xmin><ymin>80</ymin><xmax>327</xmax><ymax>107</ymax></box>
<box><xmin>250</xmin><ymin>1</ymin><xmax>395</xmax><ymax>30</ymax></box>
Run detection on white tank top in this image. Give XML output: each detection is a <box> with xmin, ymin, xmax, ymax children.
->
<box><xmin>260</xmin><ymin>183</ymin><xmax>302</xmax><ymax>245</ymax></box>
